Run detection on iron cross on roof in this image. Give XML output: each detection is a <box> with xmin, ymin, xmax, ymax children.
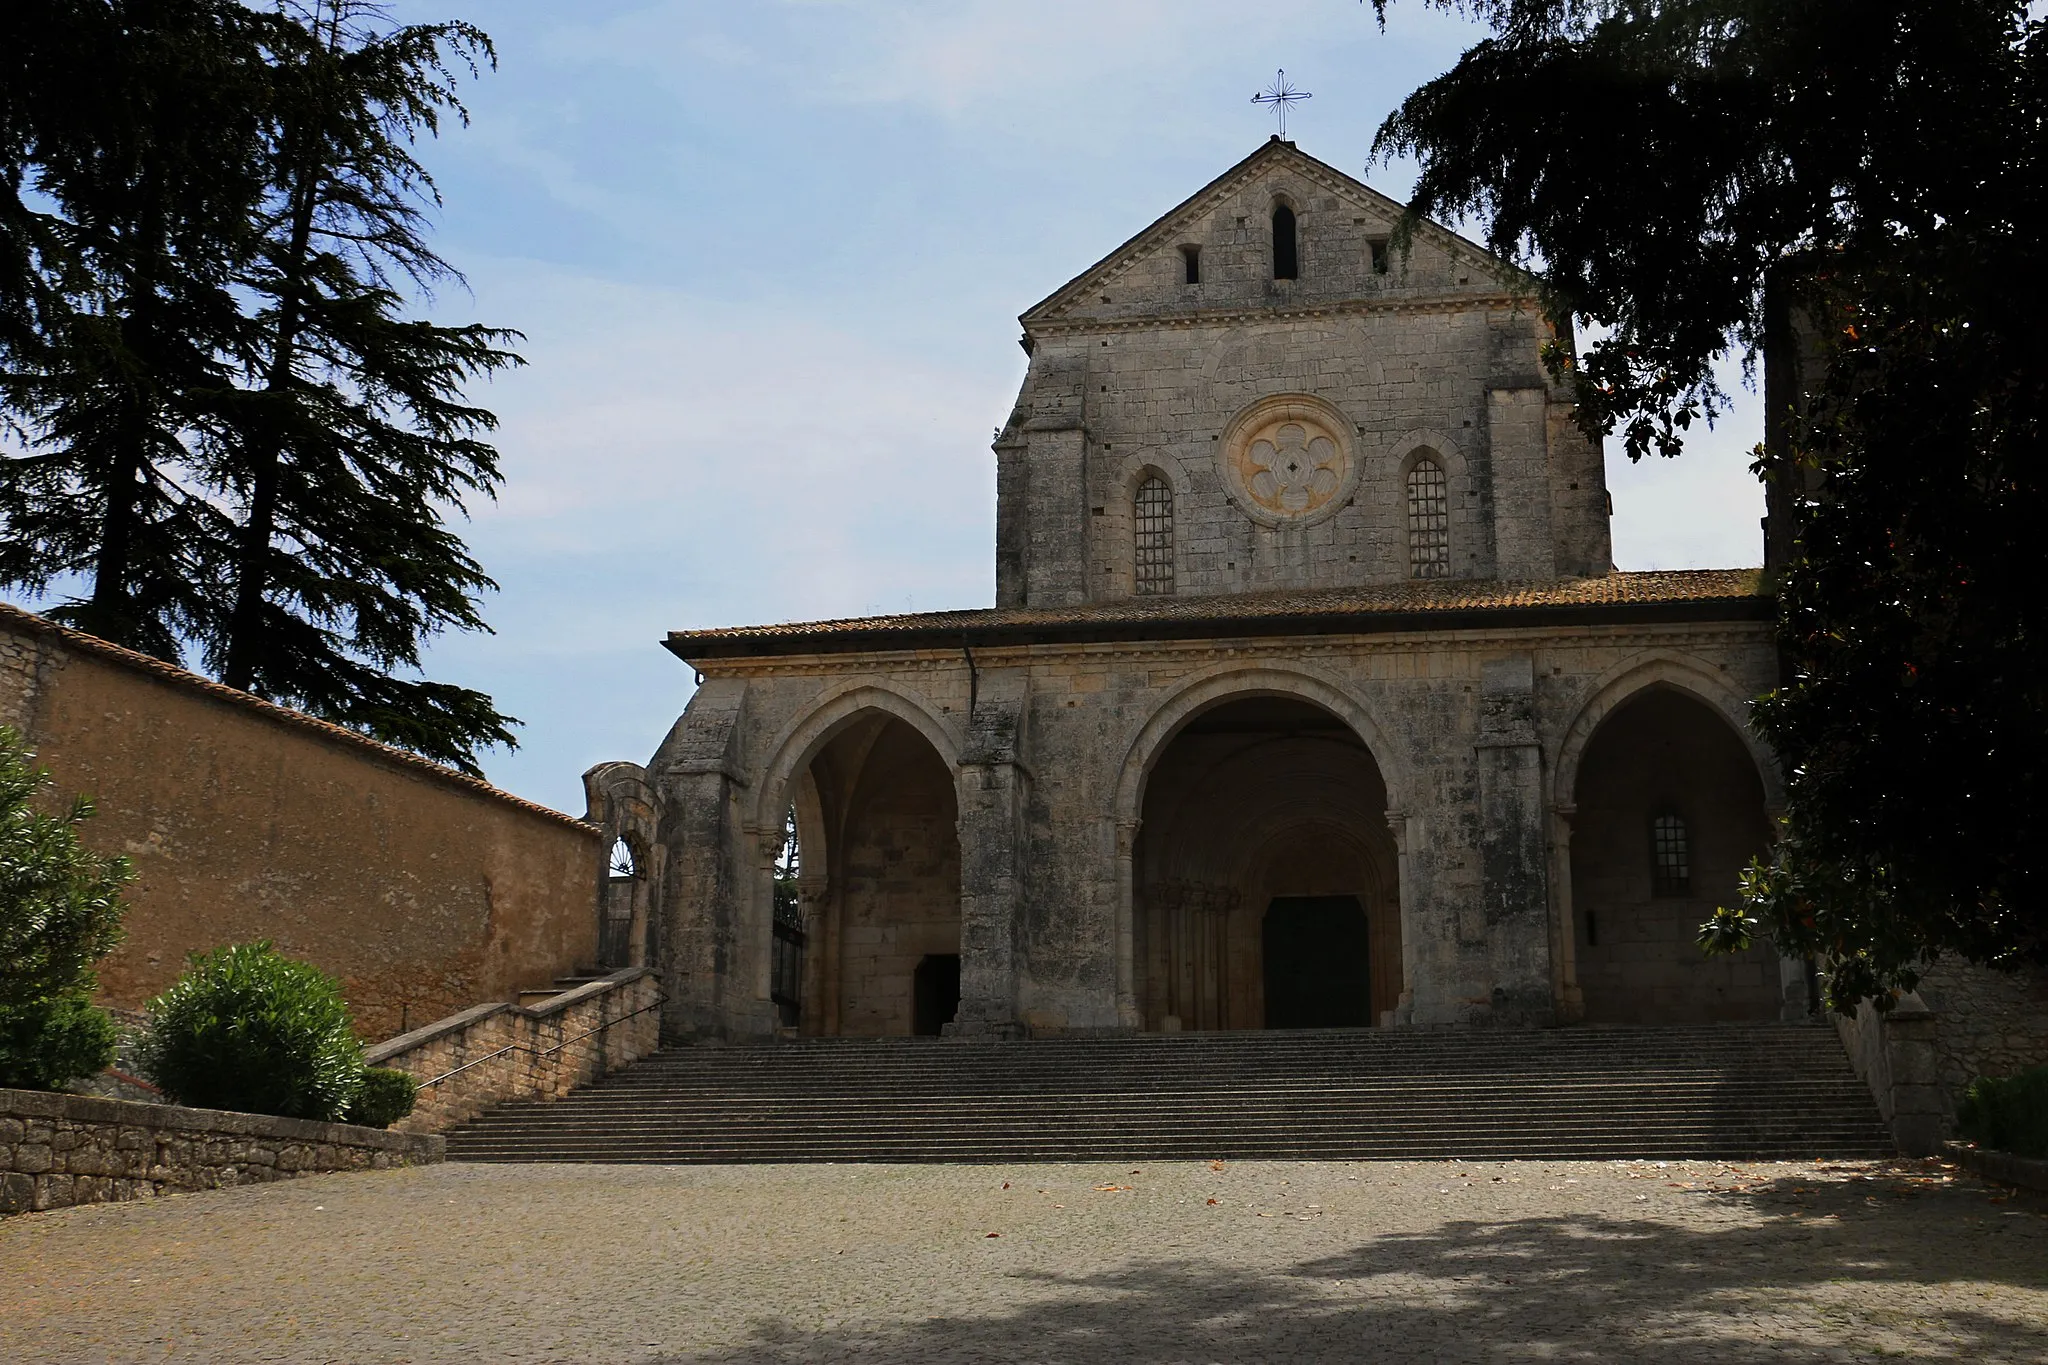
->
<box><xmin>1252</xmin><ymin>69</ymin><xmax>1312</xmax><ymax>139</ymax></box>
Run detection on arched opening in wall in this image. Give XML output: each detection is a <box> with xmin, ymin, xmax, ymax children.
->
<box><xmin>599</xmin><ymin>835</ymin><xmax>639</xmax><ymax>970</ymax></box>
<box><xmin>786</xmin><ymin>711</ymin><xmax>961</xmax><ymax>1037</ymax></box>
<box><xmin>1406</xmin><ymin>456</ymin><xmax>1450</xmax><ymax>579</ymax></box>
<box><xmin>771</xmin><ymin>805</ymin><xmax>804</xmax><ymax>1028</ymax></box>
<box><xmin>1134</xmin><ymin>695</ymin><xmax>1398</xmax><ymax>1030</ymax></box>
<box><xmin>1571</xmin><ymin>688</ymin><xmax>1777</xmax><ymax>1023</ymax></box>
<box><xmin>1134</xmin><ymin>473</ymin><xmax>1174</xmax><ymax>595</ymax></box>
<box><xmin>1272</xmin><ymin>204</ymin><xmax>1299</xmax><ymax>280</ymax></box>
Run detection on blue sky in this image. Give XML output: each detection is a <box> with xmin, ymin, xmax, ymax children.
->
<box><xmin>383</xmin><ymin>0</ymin><xmax>1769</xmax><ymax>813</ymax></box>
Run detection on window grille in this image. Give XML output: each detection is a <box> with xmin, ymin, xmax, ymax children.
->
<box><xmin>1650</xmin><ymin>813</ymin><xmax>1691</xmax><ymax>896</ymax></box>
<box><xmin>1134</xmin><ymin>475</ymin><xmax>1175</xmax><ymax>595</ymax></box>
<box><xmin>1407</xmin><ymin>458</ymin><xmax>1450</xmax><ymax>578</ymax></box>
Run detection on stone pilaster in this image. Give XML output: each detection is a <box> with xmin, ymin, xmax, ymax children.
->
<box><xmin>950</xmin><ymin>669</ymin><xmax>1029</xmax><ymax>1037</ymax></box>
<box><xmin>1474</xmin><ymin>655</ymin><xmax>1555</xmax><ymax>1025</ymax></box>
<box><xmin>650</xmin><ymin>677</ymin><xmax>773</xmax><ymax>1040</ymax></box>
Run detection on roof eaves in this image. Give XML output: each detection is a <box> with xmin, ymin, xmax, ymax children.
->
<box><xmin>0</xmin><ymin>601</ymin><xmax>597</xmax><ymax>834</ymax></box>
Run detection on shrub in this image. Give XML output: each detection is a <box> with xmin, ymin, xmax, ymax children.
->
<box><xmin>138</xmin><ymin>941</ymin><xmax>365</xmax><ymax>1121</ymax></box>
<box><xmin>1956</xmin><ymin>1066</ymin><xmax>2048</xmax><ymax>1159</ymax></box>
<box><xmin>346</xmin><ymin>1066</ymin><xmax>418</xmax><ymax>1129</ymax></box>
<box><xmin>0</xmin><ymin>993</ymin><xmax>121</xmax><ymax>1091</ymax></box>
<box><xmin>0</xmin><ymin>724</ymin><xmax>131</xmax><ymax>1091</ymax></box>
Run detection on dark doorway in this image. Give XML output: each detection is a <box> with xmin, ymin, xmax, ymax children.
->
<box><xmin>1263</xmin><ymin>896</ymin><xmax>1369</xmax><ymax>1028</ymax></box>
<box><xmin>913</xmin><ymin>954</ymin><xmax>960</xmax><ymax>1036</ymax></box>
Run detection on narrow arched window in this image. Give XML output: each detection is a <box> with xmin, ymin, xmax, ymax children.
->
<box><xmin>1650</xmin><ymin>812</ymin><xmax>1691</xmax><ymax>896</ymax></box>
<box><xmin>1134</xmin><ymin>475</ymin><xmax>1174</xmax><ymax>595</ymax></box>
<box><xmin>1406</xmin><ymin>458</ymin><xmax>1450</xmax><ymax>578</ymax></box>
<box><xmin>1272</xmin><ymin>204</ymin><xmax>1298</xmax><ymax>279</ymax></box>
<box><xmin>607</xmin><ymin>836</ymin><xmax>637</xmax><ymax>880</ymax></box>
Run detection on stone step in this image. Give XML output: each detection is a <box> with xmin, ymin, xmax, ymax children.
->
<box><xmin>444</xmin><ymin>1023</ymin><xmax>1889</xmax><ymax>1165</ymax></box>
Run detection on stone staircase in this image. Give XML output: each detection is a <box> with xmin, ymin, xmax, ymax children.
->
<box><xmin>443</xmin><ymin>1023</ymin><xmax>1894</xmax><ymax>1164</ymax></box>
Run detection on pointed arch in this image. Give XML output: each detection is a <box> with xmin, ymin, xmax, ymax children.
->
<box><xmin>1552</xmin><ymin>651</ymin><xmax>1782</xmax><ymax>814</ymax></box>
<box><xmin>752</xmin><ymin>681</ymin><xmax>964</xmax><ymax>833</ymax></box>
<box><xmin>1114</xmin><ymin>663</ymin><xmax>1411</xmax><ymax>823</ymax></box>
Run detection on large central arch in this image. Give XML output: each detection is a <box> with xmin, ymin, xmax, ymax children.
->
<box><xmin>1120</xmin><ymin>674</ymin><xmax>1403</xmax><ymax>1031</ymax></box>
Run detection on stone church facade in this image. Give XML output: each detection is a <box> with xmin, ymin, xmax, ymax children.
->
<box><xmin>590</xmin><ymin>140</ymin><xmax>1802</xmax><ymax>1043</ymax></box>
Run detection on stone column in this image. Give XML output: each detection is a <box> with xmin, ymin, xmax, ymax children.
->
<box><xmin>1387</xmin><ymin>810</ymin><xmax>1417</xmax><ymax>1026</ymax></box>
<box><xmin>1474</xmin><ymin>655</ymin><xmax>1556</xmax><ymax>1025</ymax></box>
<box><xmin>1114</xmin><ymin>818</ymin><xmax>1143</xmax><ymax>1029</ymax></box>
<box><xmin>950</xmin><ymin>669</ymin><xmax>1029</xmax><ymax>1038</ymax></box>
<box><xmin>1548</xmin><ymin>803</ymin><xmax>1585</xmax><ymax>1023</ymax></box>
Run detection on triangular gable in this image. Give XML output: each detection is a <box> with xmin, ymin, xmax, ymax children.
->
<box><xmin>1019</xmin><ymin>138</ymin><xmax>1519</xmax><ymax>328</ymax></box>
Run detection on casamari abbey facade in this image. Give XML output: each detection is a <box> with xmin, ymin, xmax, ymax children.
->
<box><xmin>588</xmin><ymin>140</ymin><xmax>1799</xmax><ymax>1044</ymax></box>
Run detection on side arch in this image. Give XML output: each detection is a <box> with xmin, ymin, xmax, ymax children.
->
<box><xmin>752</xmin><ymin>681</ymin><xmax>964</xmax><ymax>834</ymax></box>
<box><xmin>1552</xmin><ymin>652</ymin><xmax>1782</xmax><ymax>813</ymax></box>
<box><xmin>1113</xmin><ymin>663</ymin><xmax>1412</xmax><ymax>823</ymax></box>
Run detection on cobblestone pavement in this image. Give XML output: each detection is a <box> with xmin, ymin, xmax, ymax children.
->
<box><xmin>2</xmin><ymin>1157</ymin><xmax>2045</xmax><ymax>1364</ymax></box>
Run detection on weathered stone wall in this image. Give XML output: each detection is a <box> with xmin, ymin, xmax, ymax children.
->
<box><xmin>1918</xmin><ymin>959</ymin><xmax>2048</xmax><ymax>1102</ymax></box>
<box><xmin>1834</xmin><ymin>962</ymin><xmax>2048</xmax><ymax>1155</ymax></box>
<box><xmin>1569</xmin><ymin>687</ymin><xmax>1783</xmax><ymax>1023</ymax></box>
<box><xmin>643</xmin><ymin>615</ymin><xmax>1782</xmax><ymax>1040</ymax></box>
<box><xmin>0</xmin><ymin>603</ymin><xmax>604</xmax><ymax>1039</ymax></box>
<box><xmin>0</xmin><ymin>1087</ymin><xmax>442</xmax><ymax>1215</ymax></box>
<box><xmin>366</xmin><ymin>968</ymin><xmax>662</xmax><ymax>1134</ymax></box>
<box><xmin>997</xmin><ymin>141</ymin><xmax>1610</xmax><ymax>610</ymax></box>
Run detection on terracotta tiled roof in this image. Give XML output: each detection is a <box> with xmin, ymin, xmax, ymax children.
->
<box><xmin>0</xmin><ymin>601</ymin><xmax>595</xmax><ymax>833</ymax></box>
<box><xmin>666</xmin><ymin>568</ymin><xmax>1771</xmax><ymax>661</ymax></box>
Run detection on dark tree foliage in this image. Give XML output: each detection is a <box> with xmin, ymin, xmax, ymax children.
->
<box><xmin>0</xmin><ymin>1</ymin><xmax>520</xmax><ymax>775</ymax></box>
<box><xmin>0</xmin><ymin>0</ymin><xmax>271</xmax><ymax>659</ymax></box>
<box><xmin>1369</xmin><ymin>1</ymin><xmax>2047</xmax><ymax>1008</ymax></box>
<box><xmin>203</xmin><ymin>2</ymin><xmax>521</xmax><ymax>771</ymax></box>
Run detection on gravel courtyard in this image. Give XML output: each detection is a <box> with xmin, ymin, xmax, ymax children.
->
<box><xmin>2</xmin><ymin>1157</ymin><xmax>2044</xmax><ymax>1364</ymax></box>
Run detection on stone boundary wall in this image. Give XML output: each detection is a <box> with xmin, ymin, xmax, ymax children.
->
<box><xmin>367</xmin><ymin>968</ymin><xmax>662</xmax><ymax>1134</ymax></box>
<box><xmin>1835</xmin><ymin>960</ymin><xmax>2048</xmax><ymax>1156</ymax></box>
<box><xmin>1</xmin><ymin>1088</ymin><xmax>443</xmax><ymax>1215</ymax></box>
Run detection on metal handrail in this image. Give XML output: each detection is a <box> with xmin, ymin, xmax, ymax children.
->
<box><xmin>418</xmin><ymin>991</ymin><xmax>667</xmax><ymax>1090</ymax></box>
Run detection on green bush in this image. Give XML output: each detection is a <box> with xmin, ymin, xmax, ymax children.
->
<box><xmin>0</xmin><ymin>993</ymin><xmax>120</xmax><ymax>1090</ymax></box>
<box><xmin>0</xmin><ymin>724</ymin><xmax>131</xmax><ymax>1091</ymax></box>
<box><xmin>138</xmin><ymin>941</ymin><xmax>365</xmax><ymax>1121</ymax></box>
<box><xmin>346</xmin><ymin>1066</ymin><xmax>418</xmax><ymax>1129</ymax></box>
<box><xmin>1956</xmin><ymin>1066</ymin><xmax>2048</xmax><ymax>1159</ymax></box>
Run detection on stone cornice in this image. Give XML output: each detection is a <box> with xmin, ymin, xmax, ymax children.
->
<box><xmin>1024</xmin><ymin>287</ymin><xmax>1531</xmax><ymax>341</ymax></box>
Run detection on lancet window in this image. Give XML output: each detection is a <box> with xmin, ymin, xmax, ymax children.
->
<box><xmin>1406</xmin><ymin>457</ymin><xmax>1450</xmax><ymax>578</ymax></box>
<box><xmin>1134</xmin><ymin>475</ymin><xmax>1175</xmax><ymax>595</ymax></box>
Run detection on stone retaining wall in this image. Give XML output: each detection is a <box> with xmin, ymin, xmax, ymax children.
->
<box><xmin>1</xmin><ymin>1088</ymin><xmax>443</xmax><ymax>1215</ymax></box>
<box><xmin>367</xmin><ymin>968</ymin><xmax>662</xmax><ymax>1134</ymax></box>
<box><xmin>1836</xmin><ymin>959</ymin><xmax>2048</xmax><ymax>1156</ymax></box>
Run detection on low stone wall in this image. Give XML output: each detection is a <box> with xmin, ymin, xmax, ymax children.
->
<box><xmin>1</xmin><ymin>1088</ymin><xmax>443</xmax><ymax>1215</ymax></box>
<box><xmin>366</xmin><ymin>968</ymin><xmax>662</xmax><ymax>1134</ymax></box>
<box><xmin>1835</xmin><ymin>960</ymin><xmax>2048</xmax><ymax>1156</ymax></box>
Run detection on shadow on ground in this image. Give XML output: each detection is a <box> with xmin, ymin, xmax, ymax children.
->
<box><xmin>661</xmin><ymin>1166</ymin><xmax>2048</xmax><ymax>1364</ymax></box>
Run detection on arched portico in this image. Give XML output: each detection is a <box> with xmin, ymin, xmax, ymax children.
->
<box><xmin>1560</xmin><ymin>672</ymin><xmax>1785</xmax><ymax>1023</ymax></box>
<box><xmin>761</xmin><ymin>698</ymin><xmax>963</xmax><ymax>1037</ymax></box>
<box><xmin>1115</xmin><ymin>669</ymin><xmax>1405</xmax><ymax>1031</ymax></box>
